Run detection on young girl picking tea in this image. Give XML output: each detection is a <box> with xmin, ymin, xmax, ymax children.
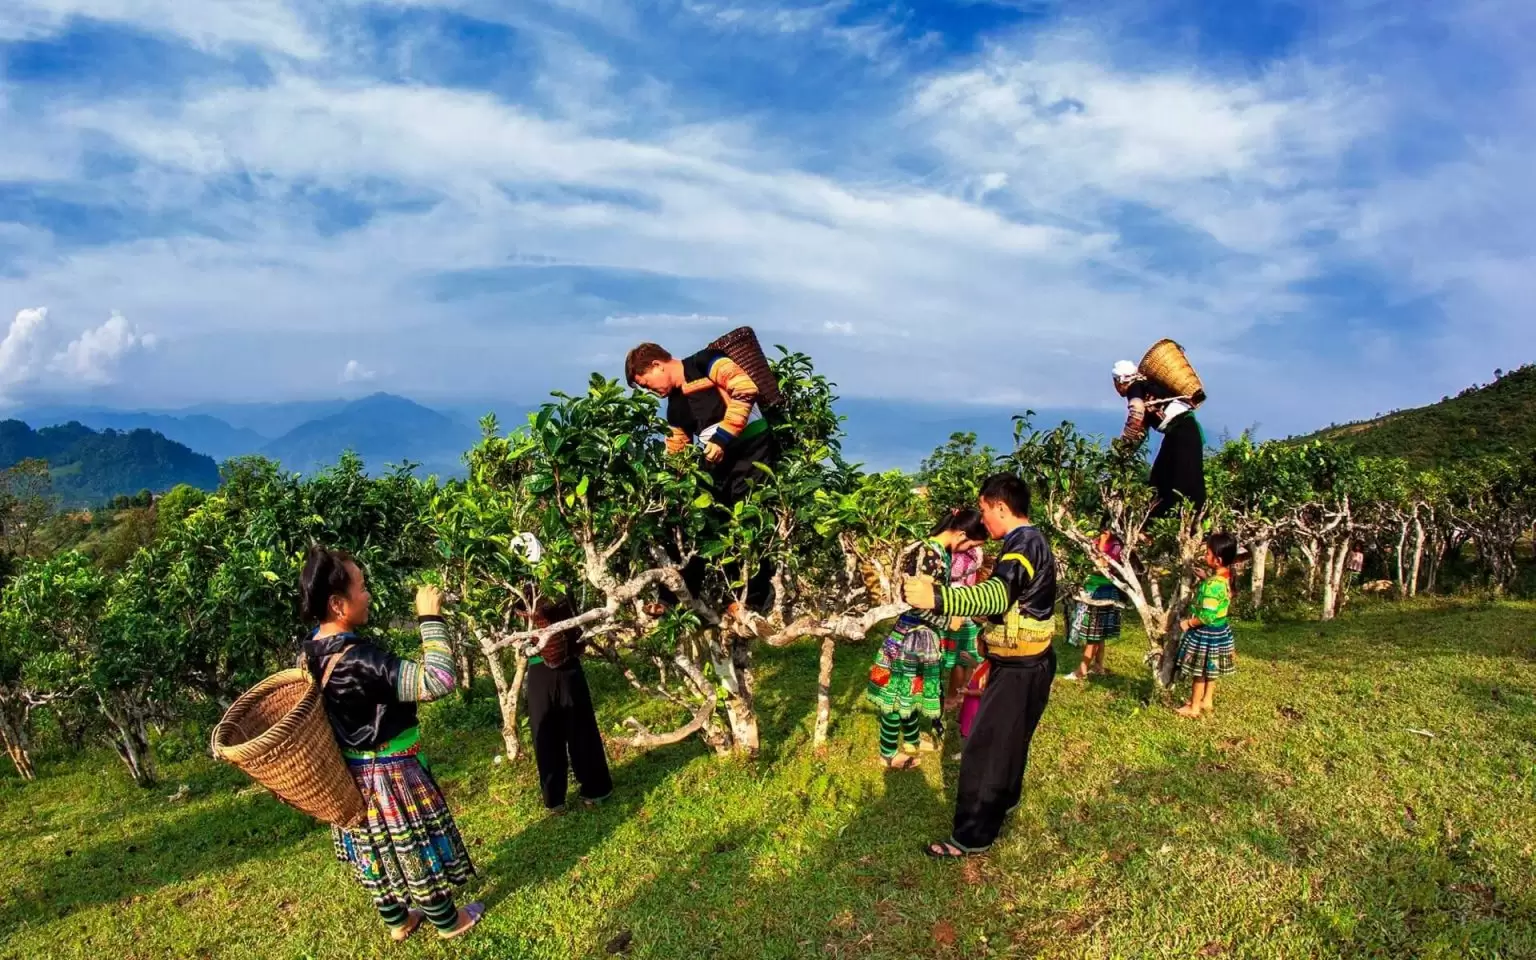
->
<box><xmin>1175</xmin><ymin>533</ymin><xmax>1239</xmax><ymax>718</ymax></box>
<box><xmin>866</xmin><ymin>509</ymin><xmax>988</xmax><ymax>768</ymax></box>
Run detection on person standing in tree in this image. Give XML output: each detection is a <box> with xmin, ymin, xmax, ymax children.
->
<box><xmin>625</xmin><ymin>341</ymin><xmax>780</xmax><ymax>620</ymax></box>
<box><xmin>1112</xmin><ymin>360</ymin><xmax>1206</xmax><ymax>519</ymax></box>
<box><xmin>904</xmin><ymin>473</ymin><xmax>1058</xmax><ymax>859</ymax></box>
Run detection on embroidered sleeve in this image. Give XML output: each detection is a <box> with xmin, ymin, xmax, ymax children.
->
<box><xmin>706</xmin><ymin>355</ymin><xmax>758</xmax><ymax>446</ymax></box>
<box><xmin>665</xmin><ymin>426</ymin><xmax>691</xmax><ymax>454</ymax></box>
<box><xmin>1121</xmin><ymin>396</ymin><xmax>1148</xmax><ymax>445</ymax></box>
<box><xmin>395</xmin><ymin>616</ymin><xmax>457</xmax><ymax>703</ymax></box>
<box><xmin>903</xmin><ymin>542</ymin><xmax>950</xmax><ymax>629</ymax></box>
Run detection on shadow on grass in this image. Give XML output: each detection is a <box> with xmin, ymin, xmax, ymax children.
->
<box><xmin>0</xmin><ymin>790</ymin><xmax>318</xmax><ymax>937</ymax></box>
<box><xmin>594</xmin><ymin>758</ymin><xmax>954</xmax><ymax>960</ymax></box>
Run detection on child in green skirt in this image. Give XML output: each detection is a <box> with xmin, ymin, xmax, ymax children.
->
<box><xmin>866</xmin><ymin>509</ymin><xmax>987</xmax><ymax>768</ymax></box>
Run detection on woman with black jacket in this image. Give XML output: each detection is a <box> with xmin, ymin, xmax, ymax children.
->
<box><xmin>298</xmin><ymin>546</ymin><xmax>484</xmax><ymax>942</ymax></box>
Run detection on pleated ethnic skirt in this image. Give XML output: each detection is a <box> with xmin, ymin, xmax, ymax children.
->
<box><xmin>331</xmin><ymin>753</ymin><xmax>476</xmax><ymax>910</ymax></box>
<box><xmin>1175</xmin><ymin>623</ymin><xmax>1236</xmax><ymax>680</ymax></box>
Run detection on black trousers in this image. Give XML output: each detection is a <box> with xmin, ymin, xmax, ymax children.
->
<box><xmin>1149</xmin><ymin>414</ymin><xmax>1206</xmax><ymax>519</ymax></box>
<box><xmin>668</xmin><ymin>431</ymin><xmax>779</xmax><ymax>611</ymax></box>
<box><xmin>951</xmin><ymin>647</ymin><xmax>1056</xmax><ymax>850</ymax></box>
<box><xmin>525</xmin><ymin>661</ymin><xmax>612</xmax><ymax>809</ymax></box>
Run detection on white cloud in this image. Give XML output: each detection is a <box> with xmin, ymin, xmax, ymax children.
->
<box><xmin>0</xmin><ymin>308</ymin><xmax>156</xmax><ymax>400</ymax></box>
<box><xmin>0</xmin><ymin>1</ymin><xmax>1530</xmax><ymax>435</ymax></box>
<box><xmin>0</xmin><ymin>308</ymin><xmax>53</xmax><ymax>391</ymax></box>
<box><xmin>3</xmin><ymin>0</ymin><xmax>322</xmax><ymax>58</ymax></box>
<box><xmin>340</xmin><ymin>359</ymin><xmax>376</xmax><ymax>383</ymax></box>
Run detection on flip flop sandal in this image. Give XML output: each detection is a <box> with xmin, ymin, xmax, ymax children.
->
<box><xmin>923</xmin><ymin>839</ymin><xmax>987</xmax><ymax>859</ymax></box>
<box><xmin>437</xmin><ymin>902</ymin><xmax>486</xmax><ymax>940</ymax></box>
<box><xmin>579</xmin><ymin>793</ymin><xmax>611</xmax><ymax>809</ymax></box>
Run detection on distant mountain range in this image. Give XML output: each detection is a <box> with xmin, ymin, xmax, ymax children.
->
<box><xmin>14</xmin><ymin>393</ymin><xmax>490</xmax><ymax>479</ymax></box>
<box><xmin>0</xmin><ymin>420</ymin><xmax>221</xmax><ymax>506</ymax></box>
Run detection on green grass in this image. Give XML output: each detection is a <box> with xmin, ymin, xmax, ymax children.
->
<box><xmin>3</xmin><ymin>600</ymin><xmax>1534</xmax><ymax>959</ymax></box>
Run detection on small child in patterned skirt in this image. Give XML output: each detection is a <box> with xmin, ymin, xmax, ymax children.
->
<box><xmin>1175</xmin><ymin>532</ymin><xmax>1239</xmax><ymax>718</ymax></box>
<box><xmin>866</xmin><ymin>509</ymin><xmax>987</xmax><ymax>768</ymax></box>
<box><xmin>1064</xmin><ymin>531</ymin><xmax>1125</xmax><ymax>681</ymax></box>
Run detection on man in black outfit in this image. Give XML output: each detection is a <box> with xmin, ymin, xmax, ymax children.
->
<box><xmin>904</xmin><ymin>472</ymin><xmax>1058</xmax><ymax>857</ymax></box>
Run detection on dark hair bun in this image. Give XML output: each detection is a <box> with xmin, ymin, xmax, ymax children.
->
<box><xmin>299</xmin><ymin>546</ymin><xmax>357</xmax><ymax>623</ymax></box>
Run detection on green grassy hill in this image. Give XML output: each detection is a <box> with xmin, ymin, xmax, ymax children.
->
<box><xmin>1299</xmin><ymin>363</ymin><xmax>1536</xmax><ymax>467</ymax></box>
<box><xmin>2</xmin><ymin>599</ymin><xmax>1532</xmax><ymax>959</ymax></box>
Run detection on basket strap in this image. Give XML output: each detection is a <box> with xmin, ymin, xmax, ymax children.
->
<box><xmin>318</xmin><ymin>644</ymin><xmax>355</xmax><ymax>690</ymax></box>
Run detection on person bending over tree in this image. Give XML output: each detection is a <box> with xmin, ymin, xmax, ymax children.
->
<box><xmin>1112</xmin><ymin>360</ymin><xmax>1206</xmax><ymax>520</ymax></box>
<box><xmin>625</xmin><ymin>341</ymin><xmax>780</xmax><ymax>620</ymax></box>
<box><xmin>904</xmin><ymin>473</ymin><xmax>1058</xmax><ymax>859</ymax></box>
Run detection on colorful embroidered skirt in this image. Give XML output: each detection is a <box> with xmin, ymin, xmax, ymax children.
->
<box><xmin>331</xmin><ymin>753</ymin><xmax>476</xmax><ymax>909</ymax></box>
<box><xmin>1175</xmin><ymin>623</ymin><xmax>1236</xmax><ymax>680</ymax></box>
<box><xmin>865</xmin><ymin>614</ymin><xmax>944</xmax><ymax>720</ymax></box>
<box><xmin>941</xmin><ymin>619</ymin><xmax>982</xmax><ymax>671</ymax></box>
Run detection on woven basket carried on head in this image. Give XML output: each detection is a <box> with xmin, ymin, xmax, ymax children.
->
<box><xmin>707</xmin><ymin>326</ymin><xmax>783</xmax><ymax>407</ymax></box>
<box><xmin>1138</xmin><ymin>339</ymin><xmax>1206</xmax><ymax>407</ymax></box>
<box><xmin>211</xmin><ymin>650</ymin><xmax>365</xmax><ymax>827</ymax></box>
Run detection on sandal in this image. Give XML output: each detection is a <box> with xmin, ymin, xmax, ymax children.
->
<box><xmin>579</xmin><ymin>793</ymin><xmax>611</xmax><ymax>810</ymax></box>
<box><xmin>437</xmin><ymin>902</ymin><xmax>486</xmax><ymax>941</ymax></box>
<box><xmin>389</xmin><ymin>909</ymin><xmax>424</xmax><ymax>943</ymax></box>
<box><xmin>882</xmin><ymin>754</ymin><xmax>920</xmax><ymax>770</ymax></box>
<box><xmin>923</xmin><ymin>838</ymin><xmax>987</xmax><ymax>859</ymax></box>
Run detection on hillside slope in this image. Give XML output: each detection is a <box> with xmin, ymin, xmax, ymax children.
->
<box><xmin>1299</xmin><ymin>363</ymin><xmax>1536</xmax><ymax>466</ymax></box>
<box><xmin>0</xmin><ymin>421</ymin><xmax>221</xmax><ymax>505</ymax></box>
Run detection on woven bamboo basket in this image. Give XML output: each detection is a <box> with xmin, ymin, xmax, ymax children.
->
<box><xmin>212</xmin><ymin>668</ymin><xmax>365</xmax><ymax>827</ymax></box>
<box><xmin>708</xmin><ymin>326</ymin><xmax>783</xmax><ymax>407</ymax></box>
<box><xmin>1138</xmin><ymin>339</ymin><xmax>1206</xmax><ymax>407</ymax></box>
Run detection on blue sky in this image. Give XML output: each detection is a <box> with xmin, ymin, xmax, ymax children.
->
<box><xmin>0</xmin><ymin>0</ymin><xmax>1532</xmax><ymax>445</ymax></box>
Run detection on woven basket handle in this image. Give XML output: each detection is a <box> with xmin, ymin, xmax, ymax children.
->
<box><xmin>317</xmin><ymin>645</ymin><xmax>355</xmax><ymax>690</ymax></box>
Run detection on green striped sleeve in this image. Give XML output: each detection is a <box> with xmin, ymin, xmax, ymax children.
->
<box><xmin>935</xmin><ymin>578</ymin><xmax>1011</xmax><ymax>618</ymax></box>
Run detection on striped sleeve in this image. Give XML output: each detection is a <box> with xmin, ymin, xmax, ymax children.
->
<box><xmin>934</xmin><ymin>578</ymin><xmax>1012</xmax><ymax>617</ymax></box>
<box><xmin>706</xmin><ymin>356</ymin><xmax>758</xmax><ymax>445</ymax></box>
<box><xmin>395</xmin><ymin>616</ymin><xmax>457</xmax><ymax>703</ymax></box>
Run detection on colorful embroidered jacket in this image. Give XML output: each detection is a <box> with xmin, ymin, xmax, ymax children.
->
<box><xmin>664</xmin><ymin>348</ymin><xmax>766</xmax><ymax>455</ymax></box>
<box><xmin>302</xmin><ymin>615</ymin><xmax>457</xmax><ymax>751</ymax></box>
<box><xmin>1189</xmin><ymin>572</ymin><xmax>1231</xmax><ymax>629</ymax></box>
<box><xmin>933</xmin><ymin>524</ymin><xmax>1058</xmax><ymax>657</ymax></box>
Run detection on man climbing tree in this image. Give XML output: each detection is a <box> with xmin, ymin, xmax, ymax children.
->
<box><xmin>625</xmin><ymin>340</ymin><xmax>781</xmax><ymax>621</ymax></box>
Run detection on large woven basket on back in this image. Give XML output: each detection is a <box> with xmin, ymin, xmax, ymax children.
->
<box><xmin>212</xmin><ymin>665</ymin><xmax>365</xmax><ymax>827</ymax></box>
<box><xmin>708</xmin><ymin>326</ymin><xmax>783</xmax><ymax>407</ymax></box>
<box><xmin>1138</xmin><ymin>339</ymin><xmax>1206</xmax><ymax>407</ymax></box>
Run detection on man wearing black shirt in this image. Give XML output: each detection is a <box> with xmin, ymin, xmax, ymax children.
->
<box><xmin>905</xmin><ymin>472</ymin><xmax>1058</xmax><ymax>857</ymax></box>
